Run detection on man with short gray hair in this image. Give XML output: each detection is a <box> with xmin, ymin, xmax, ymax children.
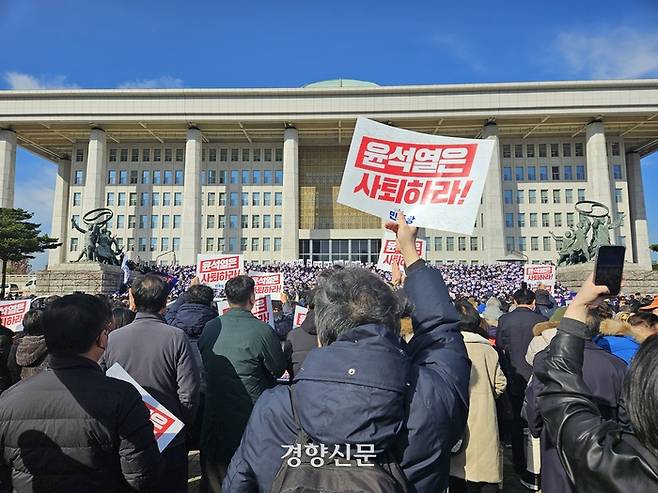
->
<box><xmin>222</xmin><ymin>214</ymin><xmax>471</xmax><ymax>493</ymax></box>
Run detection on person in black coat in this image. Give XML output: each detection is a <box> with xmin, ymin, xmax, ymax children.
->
<box><xmin>165</xmin><ymin>284</ymin><xmax>218</xmax><ymax>342</ymax></box>
<box><xmin>525</xmin><ymin>305</ymin><xmax>628</xmax><ymax>493</ymax></box>
<box><xmin>495</xmin><ymin>287</ymin><xmax>547</xmax><ymax>473</ymax></box>
<box><xmin>536</xmin><ymin>274</ymin><xmax>658</xmax><ymax>492</ymax></box>
<box><xmin>0</xmin><ymin>294</ymin><xmax>162</xmax><ymax>492</ymax></box>
<box><xmin>285</xmin><ymin>305</ymin><xmax>317</xmax><ymax>379</ymax></box>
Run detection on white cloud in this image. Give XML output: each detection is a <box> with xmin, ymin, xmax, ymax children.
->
<box><xmin>555</xmin><ymin>28</ymin><xmax>658</xmax><ymax>79</ymax></box>
<box><xmin>14</xmin><ymin>162</ymin><xmax>57</xmax><ymax>271</ymax></box>
<box><xmin>118</xmin><ymin>76</ymin><xmax>183</xmax><ymax>89</ymax></box>
<box><xmin>431</xmin><ymin>35</ymin><xmax>486</xmax><ymax>73</ymax></box>
<box><xmin>4</xmin><ymin>71</ymin><xmax>79</xmax><ymax>90</ymax></box>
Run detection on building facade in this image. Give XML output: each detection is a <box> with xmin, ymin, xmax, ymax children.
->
<box><xmin>0</xmin><ymin>79</ymin><xmax>656</xmax><ymax>269</ymax></box>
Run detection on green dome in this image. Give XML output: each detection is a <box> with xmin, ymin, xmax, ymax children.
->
<box><xmin>303</xmin><ymin>79</ymin><xmax>380</xmax><ymax>88</ymax></box>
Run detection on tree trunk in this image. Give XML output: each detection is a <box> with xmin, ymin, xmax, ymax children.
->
<box><xmin>0</xmin><ymin>260</ymin><xmax>6</xmax><ymax>299</ymax></box>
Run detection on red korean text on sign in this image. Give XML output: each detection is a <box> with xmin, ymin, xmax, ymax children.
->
<box><xmin>199</xmin><ymin>256</ymin><xmax>241</xmax><ymax>284</ymax></box>
<box><xmin>253</xmin><ymin>274</ymin><xmax>283</xmax><ymax>296</ymax></box>
<box><xmin>144</xmin><ymin>401</ymin><xmax>175</xmax><ymax>440</ymax></box>
<box><xmin>294</xmin><ymin>311</ymin><xmax>307</xmax><ymax>327</ymax></box>
<box><xmin>352</xmin><ymin>137</ymin><xmax>477</xmax><ymax>206</ymax></box>
<box><xmin>0</xmin><ymin>301</ymin><xmax>30</xmax><ymax>328</ymax></box>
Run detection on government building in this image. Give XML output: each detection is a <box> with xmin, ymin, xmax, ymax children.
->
<box><xmin>0</xmin><ymin>79</ymin><xmax>656</xmax><ymax>269</ymax></box>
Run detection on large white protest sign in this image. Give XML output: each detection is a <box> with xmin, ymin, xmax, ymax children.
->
<box><xmin>0</xmin><ymin>299</ymin><xmax>32</xmax><ymax>331</ymax></box>
<box><xmin>523</xmin><ymin>264</ymin><xmax>556</xmax><ymax>293</ymax></box>
<box><xmin>337</xmin><ymin>117</ymin><xmax>494</xmax><ymax>235</ymax></box>
<box><xmin>376</xmin><ymin>231</ymin><xmax>426</xmax><ymax>272</ymax></box>
<box><xmin>196</xmin><ymin>254</ymin><xmax>244</xmax><ymax>289</ymax></box>
<box><xmin>293</xmin><ymin>305</ymin><xmax>309</xmax><ymax>328</ymax></box>
<box><xmin>106</xmin><ymin>363</ymin><xmax>184</xmax><ymax>452</ymax></box>
<box><xmin>249</xmin><ymin>271</ymin><xmax>284</xmax><ymax>300</ymax></box>
<box><xmin>216</xmin><ymin>295</ymin><xmax>275</xmax><ymax>329</ymax></box>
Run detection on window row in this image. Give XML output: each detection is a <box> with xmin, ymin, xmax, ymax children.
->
<box><xmin>101</xmin><ymin>190</ymin><xmax>284</xmax><ymax>208</ymax></box>
<box><xmin>101</xmin><ymin>213</ymin><xmax>284</xmax><ymax>230</ymax></box>
<box><xmin>430</xmin><ymin>236</ymin><xmax>481</xmax><ymax>252</ymax></box>
<box><xmin>504</xmin><ymin>188</ymin><xmax>586</xmax><ymax>205</ymax></box>
<box><xmin>70</xmin><ymin>235</ymin><xmax>283</xmax><ymax>253</ymax></box>
<box><xmin>104</xmin><ymin>168</ymin><xmax>283</xmax><ymax>186</ymax></box>
<box><xmin>502</xmin><ymin>164</ymin><xmax>586</xmax><ymax>182</ymax></box>
<box><xmin>74</xmin><ymin>147</ymin><xmax>284</xmax><ymax>163</ymax></box>
<box><xmin>204</xmin><ymin>237</ymin><xmax>282</xmax><ymax>253</ymax></box>
<box><xmin>502</xmin><ymin>142</ymin><xmax>585</xmax><ymax>159</ymax></box>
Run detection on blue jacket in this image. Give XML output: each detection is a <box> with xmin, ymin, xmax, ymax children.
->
<box><xmin>222</xmin><ymin>261</ymin><xmax>471</xmax><ymax>493</ymax></box>
<box><xmin>165</xmin><ymin>297</ymin><xmax>218</xmax><ymax>341</ymax></box>
<box><xmin>595</xmin><ymin>335</ymin><xmax>639</xmax><ymax>365</ymax></box>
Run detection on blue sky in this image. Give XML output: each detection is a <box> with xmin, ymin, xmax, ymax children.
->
<box><xmin>1</xmin><ymin>0</ymin><xmax>657</xmax><ymax>269</ymax></box>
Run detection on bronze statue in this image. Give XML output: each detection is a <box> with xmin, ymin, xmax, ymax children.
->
<box><xmin>553</xmin><ymin>200</ymin><xmax>625</xmax><ymax>266</ymax></box>
<box><xmin>70</xmin><ymin>208</ymin><xmax>121</xmax><ymax>265</ymax></box>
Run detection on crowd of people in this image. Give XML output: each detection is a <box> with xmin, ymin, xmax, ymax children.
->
<box><xmin>0</xmin><ymin>218</ymin><xmax>657</xmax><ymax>492</ymax></box>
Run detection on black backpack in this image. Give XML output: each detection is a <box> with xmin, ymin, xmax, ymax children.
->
<box><xmin>271</xmin><ymin>386</ymin><xmax>409</xmax><ymax>493</ymax></box>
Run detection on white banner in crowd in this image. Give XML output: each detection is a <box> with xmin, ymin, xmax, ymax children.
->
<box><xmin>249</xmin><ymin>272</ymin><xmax>284</xmax><ymax>300</ymax></box>
<box><xmin>523</xmin><ymin>264</ymin><xmax>556</xmax><ymax>293</ymax></box>
<box><xmin>196</xmin><ymin>254</ymin><xmax>244</xmax><ymax>289</ymax></box>
<box><xmin>376</xmin><ymin>231</ymin><xmax>426</xmax><ymax>272</ymax></box>
<box><xmin>217</xmin><ymin>295</ymin><xmax>275</xmax><ymax>329</ymax></box>
<box><xmin>337</xmin><ymin>117</ymin><xmax>494</xmax><ymax>235</ymax></box>
<box><xmin>293</xmin><ymin>305</ymin><xmax>309</xmax><ymax>328</ymax></box>
<box><xmin>0</xmin><ymin>299</ymin><xmax>32</xmax><ymax>331</ymax></box>
<box><xmin>106</xmin><ymin>363</ymin><xmax>184</xmax><ymax>453</ymax></box>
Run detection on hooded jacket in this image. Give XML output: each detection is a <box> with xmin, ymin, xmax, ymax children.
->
<box><xmin>165</xmin><ymin>298</ymin><xmax>217</xmax><ymax>341</ymax></box>
<box><xmin>535</xmin><ymin>318</ymin><xmax>658</xmax><ymax>493</ymax></box>
<box><xmin>285</xmin><ymin>309</ymin><xmax>318</xmax><ymax>378</ymax></box>
<box><xmin>525</xmin><ymin>321</ymin><xmax>558</xmax><ymax>366</ymax></box>
<box><xmin>222</xmin><ymin>261</ymin><xmax>471</xmax><ymax>493</ymax></box>
<box><xmin>15</xmin><ymin>334</ymin><xmax>49</xmax><ymax>380</ymax></box>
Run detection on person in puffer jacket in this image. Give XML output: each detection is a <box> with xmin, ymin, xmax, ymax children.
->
<box><xmin>166</xmin><ymin>283</ymin><xmax>218</xmax><ymax>342</ymax></box>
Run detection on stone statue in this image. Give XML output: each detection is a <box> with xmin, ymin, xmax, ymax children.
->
<box><xmin>70</xmin><ymin>208</ymin><xmax>121</xmax><ymax>265</ymax></box>
<box><xmin>571</xmin><ymin>214</ymin><xmax>592</xmax><ymax>263</ymax></box>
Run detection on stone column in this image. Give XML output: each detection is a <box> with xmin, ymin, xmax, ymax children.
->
<box><xmin>585</xmin><ymin>121</ymin><xmax>614</xmax><ymax>210</ymax></box>
<box><xmin>481</xmin><ymin>123</ymin><xmax>506</xmax><ymax>263</ymax></box>
<box><xmin>281</xmin><ymin>127</ymin><xmax>299</xmax><ymax>260</ymax></box>
<box><xmin>82</xmin><ymin>128</ymin><xmax>107</xmax><ymax>213</ymax></box>
<box><xmin>0</xmin><ymin>129</ymin><xmax>17</xmax><ymax>208</ymax></box>
<box><xmin>181</xmin><ymin>127</ymin><xmax>202</xmax><ymax>265</ymax></box>
<box><xmin>48</xmin><ymin>158</ymin><xmax>72</xmax><ymax>267</ymax></box>
<box><xmin>626</xmin><ymin>152</ymin><xmax>652</xmax><ymax>270</ymax></box>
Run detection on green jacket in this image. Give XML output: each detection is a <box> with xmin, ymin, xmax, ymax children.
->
<box><xmin>199</xmin><ymin>308</ymin><xmax>287</xmax><ymax>464</ymax></box>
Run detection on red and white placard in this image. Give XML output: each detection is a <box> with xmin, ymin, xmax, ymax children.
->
<box><xmin>0</xmin><ymin>299</ymin><xmax>32</xmax><ymax>331</ymax></box>
<box><xmin>196</xmin><ymin>254</ymin><xmax>244</xmax><ymax>289</ymax></box>
<box><xmin>217</xmin><ymin>295</ymin><xmax>275</xmax><ymax>329</ymax></box>
<box><xmin>337</xmin><ymin>117</ymin><xmax>494</xmax><ymax>235</ymax></box>
<box><xmin>293</xmin><ymin>305</ymin><xmax>309</xmax><ymax>328</ymax></box>
<box><xmin>376</xmin><ymin>231</ymin><xmax>426</xmax><ymax>272</ymax></box>
<box><xmin>523</xmin><ymin>264</ymin><xmax>556</xmax><ymax>293</ymax></box>
<box><xmin>249</xmin><ymin>271</ymin><xmax>284</xmax><ymax>300</ymax></box>
<box><xmin>106</xmin><ymin>363</ymin><xmax>184</xmax><ymax>452</ymax></box>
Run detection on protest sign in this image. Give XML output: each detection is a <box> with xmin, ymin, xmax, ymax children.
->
<box><xmin>337</xmin><ymin>117</ymin><xmax>494</xmax><ymax>235</ymax></box>
<box><xmin>250</xmin><ymin>271</ymin><xmax>284</xmax><ymax>300</ymax></box>
<box><xmin>106</xmin><ymin>363</ymin><xmax>184</xmax><ymax>452</ymax></box>
<box><xmin>216</xmin><ymin>296</ymin><xmax>275</xmax><ymax>329</ymax></box>
<box><xmin>0</xmin><ymin>299</ymin><xmax>32</xmax><ymax>331</ymax></box>
<box><xmin>376</xmin><ymin>231</ymin><xmax>426</xmax><ymax>272</ymax></box>
<box><xmin>252</xmin><ymin>295</ymin><xmax>275</xmax><ymax>328</ymax></box>
<box><xmin>523</xmin><ymin>264</ymin><xmax>556</xmax><ymax>293</ymax></box>
<box><xmin>293</xmin><ymin>305</ymin><xmax>309</xmax><ymax>328</ymax></box>
<box><xmin>196</xmin><ymin>254</ymin><xmax>243</xmax><ymax>289</ymax></box>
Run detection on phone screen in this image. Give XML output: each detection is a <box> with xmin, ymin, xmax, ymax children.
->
<box><xmin>594</xmin><ymin>246</ymin><xmax>626</xmax><ymax>296</ymax></box>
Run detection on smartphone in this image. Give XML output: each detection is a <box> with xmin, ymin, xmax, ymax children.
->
<box><xmin>593</xmin><ymin>246</ymin><xmax>626</xmax><ymax>296</ymax></box>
